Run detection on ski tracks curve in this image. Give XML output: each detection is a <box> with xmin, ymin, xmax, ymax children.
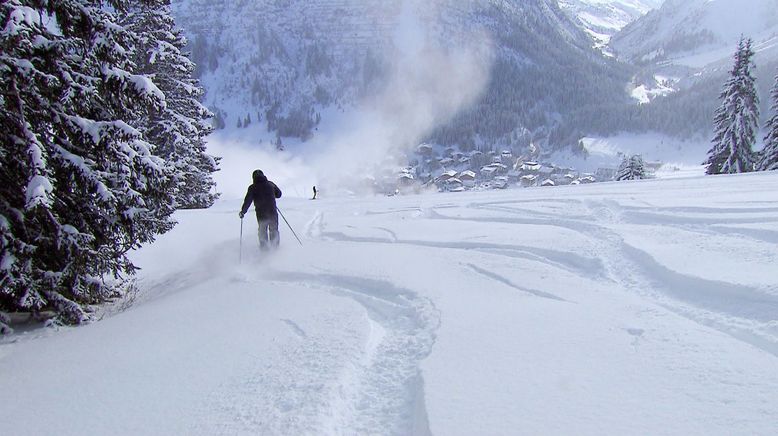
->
<box><xmin>453</xmin><ymin>196</ymin><xmax>778</xmax><ymax>359</ymax></box>
<box><xmin>267</xmin><ymin>271</ymin><xmax>441</xmax><ymax>435</ymax></box>
<box><xmin>579</xmin><ymin>199</ymin><xmax>778</xmax><ymax>358</ymax></box>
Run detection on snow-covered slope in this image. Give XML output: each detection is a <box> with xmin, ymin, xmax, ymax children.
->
<box><xmin>2</xmin><ymin>146</ymin><xmax>778</xmax><ymax>434</ymax></box>
<box><xmin>559</xmin><ymin>0</ymin><xmax>664</xmax><ymax>47</ymax></box>
<box><xmin>612</xmin><ymin>0</ymin><xmax>778</xmax><ymax>66</ymax></box>
<box><xmin>607</xmin><ymin>0</ymin><xmax>778</xmax><ymax>127</ymax></box>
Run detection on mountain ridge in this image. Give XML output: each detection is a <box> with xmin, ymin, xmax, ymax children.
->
<box><xmin>611</xmin><ymin>0</ymin><xmax>778</xmax><ymax>65</ymax></box>
<box><xmin>559</xmin><ymin>0</ymin><xmax>663</xmax><ymax>48</ymax></box>
<box><xmin>171</xmin><ymin>0</ymin><xmax>632</xmax><ymax>151</ymax></box>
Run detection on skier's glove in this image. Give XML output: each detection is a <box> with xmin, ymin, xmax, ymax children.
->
<box><xmin>239</xmin><ymin>212</ymin><xmax>245</xmax><ymax>219</ymax></box>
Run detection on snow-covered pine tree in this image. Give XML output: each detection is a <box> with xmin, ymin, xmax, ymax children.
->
<box><xmin>122</xmin><ymin>0</ymin><xmax>220</xmax><ymax>210</ymax></box>
<box><xmin>704</xmin><ymin>37</ymin><xmax>760</xmax><ymax>175</ymax></box>
<box><xmin>759</xmin><ymin>70</ymin><xmax>778</xmax><ymax>171</ymax></box>
<box><xmin>629</xmin><ymin>154</ymin><xmax>647</xmax><ymax>179</ymax></box>
<box><xmin>0</xmin><ymin>0</ymin><xmax>176</xmax><ymax>328</ymax></box>
<box><xmin>615</xmin><ymin>154</ymin><xmax>647</xmax><ymax>181</ymax></box>
<box><xmin>616</xmin><ymin>156</ymin><xmax>630</xmax><ymax>181</ymax></box>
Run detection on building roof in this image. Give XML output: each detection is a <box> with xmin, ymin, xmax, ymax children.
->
<box><xmin>417</xmin><ymin>143</ymin><xmax>433</xmax><ymax>151</ymax></box>
<box><xmin>492</xmin><ymin>178</ymin><xmax>508</xmax><ymax>188</ymax></box>
<box><xmin>539</xmin><ymin>166</ymin><xmax>554</xmax><ymax>174</ymax></box>
<box><xmin>481</xmin><ymin>166</ymin><xmax>498</xmax><ymax>174</ymax></box>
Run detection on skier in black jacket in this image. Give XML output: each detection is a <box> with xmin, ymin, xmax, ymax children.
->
<box><xmin>239</xmin><ymin>169</ymin><xmax>282</xmax><ymax>250</ymax></box>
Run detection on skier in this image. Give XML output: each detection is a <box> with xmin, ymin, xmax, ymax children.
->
<box><xmin>239</xmin><ymin>170</ymin><xmax>283</xmax><ymax>250</ymax></box>
<box><xmin>312</xmin><ymin>185</ymin><xmax>317</xmax><ymax>200</ymax></box>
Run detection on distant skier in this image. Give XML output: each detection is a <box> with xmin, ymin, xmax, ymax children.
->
<box><xmin>312</xmin><ymin>185</ymin><xmax>317</xmax><ymax>200</ymax></box>
<box><xmin>239</xmin><ymin>170</ymin><xmax>282</xmax><ymax>250</ymax></box>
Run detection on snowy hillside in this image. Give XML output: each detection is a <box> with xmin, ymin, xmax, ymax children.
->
<box><xmin>606</xmin><ymin>0</ymin><xmax>778</xmax><ymax>131</ymax></box>
<box><xmin>2</xmin><ymin>150</ymin><xmax>778</xmax><ymax>434</ymax></box>
<box><xmin>559</xmin><ymin>0</ymin><xmax>663</xmax><ymax>48</ymax></box>
<box><xmin>611</xmin><ymin>0</ymin><xmax>778</xmax><ymax>66</ymax></box>
<box><xmin>170</xmin><ymin>0</ymin><xmax>632</xmax><ymax>150</ymax></box>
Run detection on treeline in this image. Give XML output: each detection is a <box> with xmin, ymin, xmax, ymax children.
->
<box><xmin>703</xmin><ymin>38</ymin><xmax>778</xmax><ymax>174</ymax></box>
<box><xmin>170</xmin><ymin>0</ymin><xmax>776</xmax><ymax>155</ymax></box>
<box><xmin>0</xmin><ymin>0</ymin><xmax>218</xmax><ymax>331</ymax></box>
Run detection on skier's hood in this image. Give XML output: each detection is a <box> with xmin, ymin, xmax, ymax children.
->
<box><xmin>253</xmin><ymin>169</ymin><xmax>268</xmax><ymax>184</ymax></box>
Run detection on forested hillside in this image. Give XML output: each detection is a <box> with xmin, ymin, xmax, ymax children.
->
<box><xmin>171</xmin><ymin>0</ymin><xmax>635</xmax><ymax>151</ymax></box>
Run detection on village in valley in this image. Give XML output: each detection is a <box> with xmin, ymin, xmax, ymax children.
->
<box><xmin>379</xmin><ymin>142</ymin><xmax>660</xmax><ymax>195</ymax></box>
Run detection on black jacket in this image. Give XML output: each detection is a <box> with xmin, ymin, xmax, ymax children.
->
<box><xmin>241</xmin><ymin>172</ymin><xmax>282</xmax><ymax>218</ymax></box>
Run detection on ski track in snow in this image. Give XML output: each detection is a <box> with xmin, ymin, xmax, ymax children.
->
<box><xmin>5</xmin><ymin>176</ymin><xmax>778</xmax><ymax>435</ymax></box>
<box><xmin>192</xmin><ymin>263</ymin><xmax>441</xmax><ymax>435</ymax></box>
<box><xmin>580</xmin><ymin>199</ymin><xmax>778</xmax><ymax>357</ymax></box>
<box><xmin>222</xmin><ymin>189</ymin><xmax>777</xmax><ymax>433</ymax></box>
<box><xmin>265</xmin><ymin>271</ymin><xmax>441</xmax><ymax>435</ymax></box>
<box><xmin>321</xmin><ymin>230</ymin><xmax>605</xmax><ymax>279</ymax></box>
<box><xmin>466</xmin><ymin>263</ymin><xmax>569</xmax><ymax>302</ymax></box>
<box><xmin>473</xmin><ymin>196</ymin><xmax>777</xmax><ymax>358</ymax></box>
<box><xmin>355</xmin><ymin>195</ymin><xmax>778</xmax><ymax>358</ymax></box>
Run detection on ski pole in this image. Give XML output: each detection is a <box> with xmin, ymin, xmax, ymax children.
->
<box><xmin>239</xmin><ymin>216</ymin><xmax>244</xmax><ymax>264</ymax></box>
<box><xmin>277</xmin><ymin>207</ymin><xmax>303</xmax><ymax>246</ymax></box>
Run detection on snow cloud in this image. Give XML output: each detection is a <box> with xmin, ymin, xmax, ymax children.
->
<box><xmin>207</xmin><ymin>135</ymin><xmax>312</xmax><ymax>202</ymax></box>
<box><xmin>304</xmin><ymin>0</ymin><xmax>494</xmax><ymax>193</ymax></box>
<box><xmin>210</xmin><ymin>0</ymin><xmax>494</xmax><ymax>200</ymax></box>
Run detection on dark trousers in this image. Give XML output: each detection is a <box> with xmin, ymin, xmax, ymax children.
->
<box><xmin>257</xmin><ymin>214</ymin><xmax>279</xmax><ymax>250</ymax></box>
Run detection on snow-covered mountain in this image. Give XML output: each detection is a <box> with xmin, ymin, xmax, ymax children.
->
<box><xmin>559</xmin><ymin>0</ymin><xmax>664</xmax><ymax>48</ymax></box>
<box><xmin>611</xmin><ymin>0</ymin><xmax>778</xmax><ymax>66</ymax></box>
<box><xmin>170</xmin><ymin>0</ymin><xmax>631</xmax><ymax>150</ymax></box>
<box><xmin>602</xmin><ymin>0</ymin><xmax>778</xmax><ymax>136</ymax></box>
